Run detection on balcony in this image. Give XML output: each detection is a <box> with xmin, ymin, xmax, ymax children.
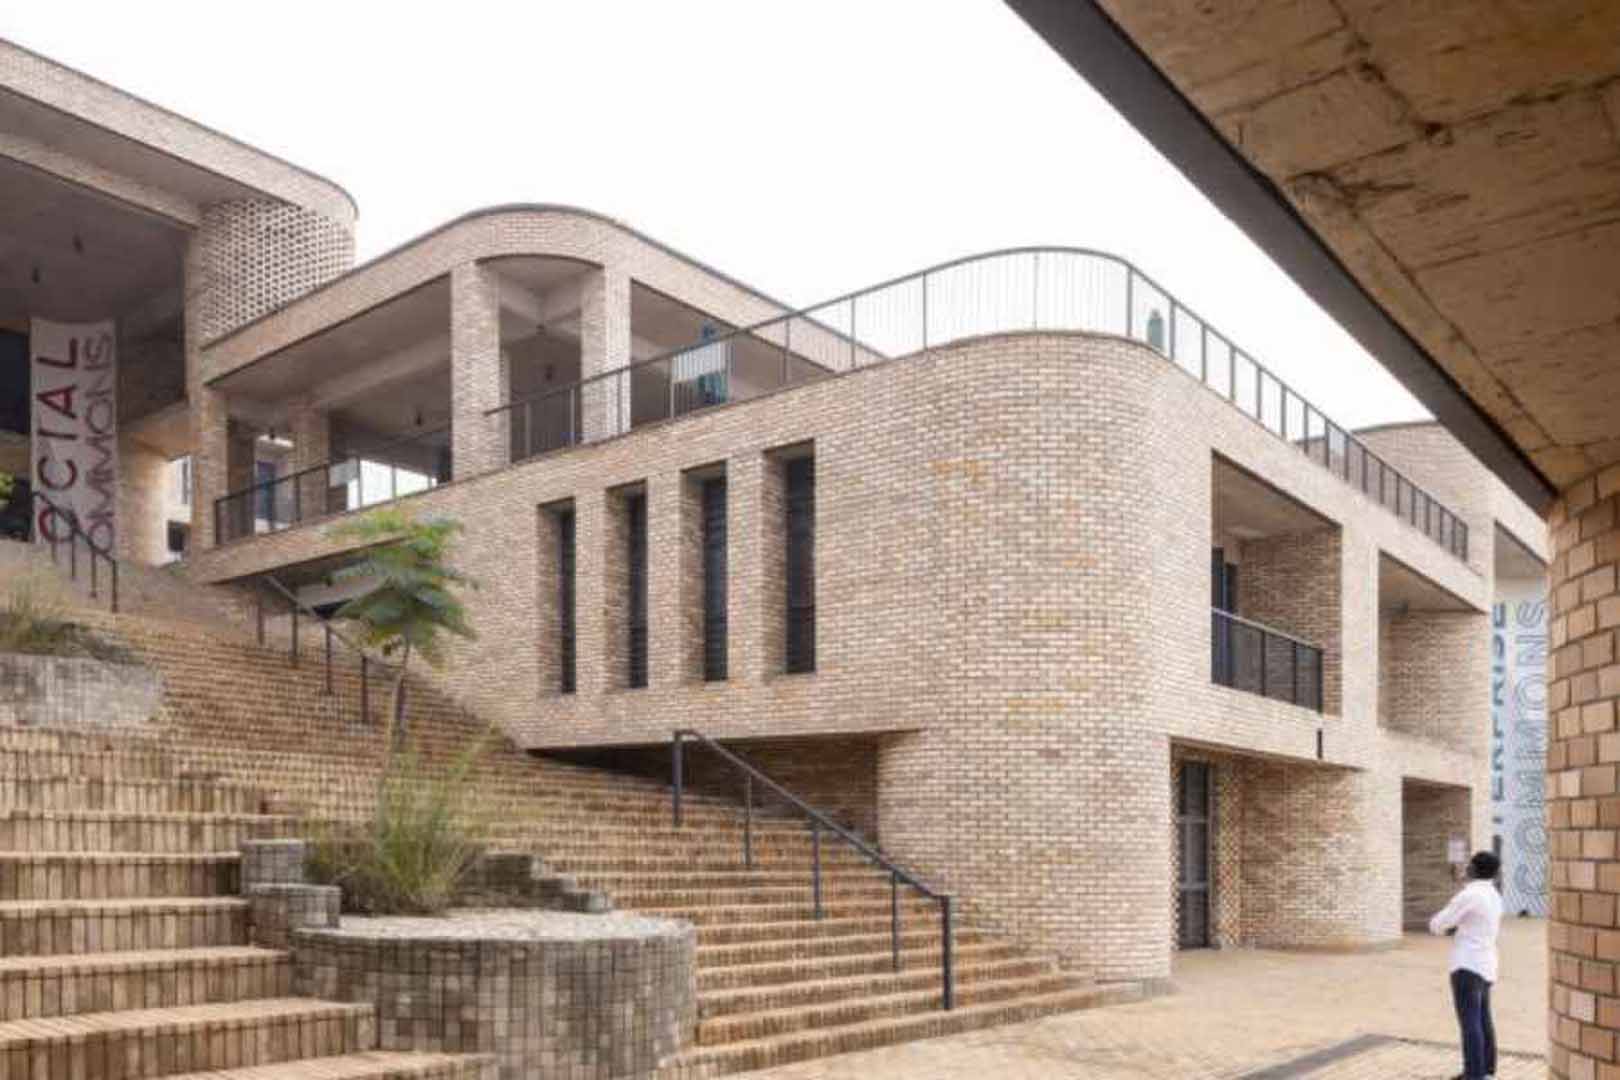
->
<box><xmin>1211</xmin><ymin>608</ymin><xmax>1324</xmax><ymax>712</ymax></box>
<box><xmin>488</xmin><ymin>248</ymin><xmax>1469</xmax><ymax>563</ymax></box>
<box><xmin>215</xmin><ymin>427</ymin><xmax>449</xmax><ymax>544</ymax></box>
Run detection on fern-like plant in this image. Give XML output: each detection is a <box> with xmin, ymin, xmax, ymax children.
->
<box><xmin>325</xmin><ymin>508</ymin><xmax>477</xmax><ymax>745</ymax></box>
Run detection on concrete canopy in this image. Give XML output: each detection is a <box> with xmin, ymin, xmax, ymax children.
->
<box><xmin>1006</xmin><ymin>0</ymin><xmax>1620</xmax><ymax>508</ymax></box>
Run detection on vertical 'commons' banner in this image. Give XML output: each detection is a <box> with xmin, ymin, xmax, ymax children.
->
<box><xmin>30</xmin><ymin>319</ymin><xmax>117</xmax><ymax>552</ymax></box>
<box><xmin>1492</xmin><ymin>580</ymin><xmax>1548</xmax><ymax>916</ymax></box>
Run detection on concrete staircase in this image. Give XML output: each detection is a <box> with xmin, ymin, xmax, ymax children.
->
<box><xmin>17</xmin><ymin>604</ymin><xmax>1138</xmax><ymax>1075</ymax></box>
<box><xmin>0</xmin><ymin>725</ymin><xmax>496</xmax><ymax>1079</ymax></box>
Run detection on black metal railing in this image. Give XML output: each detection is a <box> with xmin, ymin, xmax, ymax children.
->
<box><xmin>30</xmin><ymin>491</ymin><xmax>119</xmax><ymax>613</ymax></box>
<box><xmin>214</xmin><ymin>426</ymin><xmax>451</xmax><ymax>545</ymax></box>
<box><xmin>1211</xmin><ymin>608</ymin><xmax>1324</xmax><ymax>712</ymax></box>
<box><xmin>253</xmin><ymin>573</ymin><xmax>401</xmax><ymax>730</ymax></box>
<box><xmin>672</xmin><ymin>729</ymin><xmax>955</xmax><ymax>1011</ymax></box>
<box><xmin>488</xmin><ymin>247</ymin><xmax>1469</xmax><ymax>562</ymax></box>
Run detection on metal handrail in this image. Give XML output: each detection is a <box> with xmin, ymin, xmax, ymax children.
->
<box><xmin>213</xmin><ymin>424</ymin><xmax>452</xmax><ymax>544</ymax></box>
<box><xmin>1211</xmin><ymin>606</ymin><xmax>1325</xmax><ymax>712</ymax></box>
<box><xmin>671</xmin><ymin>728</ymin><xmax>954</xmax><ymax>1010</ymax></box>
<box><xmin>29</xmin><ymin>491</ymin><xmax>119</xmax><ymax>613</ymax></box>
<box><xmin>255</xmin><ymin>572</ymin><xmax>397</xmax><ymax>725</ymax></box>
<box><xmin>486</xmin><ymin>246</ymin><xmax>1469</xmax><ymax>563</ymax></box>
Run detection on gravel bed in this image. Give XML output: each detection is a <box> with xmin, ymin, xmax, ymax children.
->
<box><xmin>314</xmin><ymin>907</ymin><xmax>685</xmax><ymax>942</ymax></box>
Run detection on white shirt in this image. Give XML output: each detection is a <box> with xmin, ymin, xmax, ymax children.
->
<box><xmin>1429</xmin><ymin>879</ymin><xmax>1503</xmax><ymax>983</ymax></box>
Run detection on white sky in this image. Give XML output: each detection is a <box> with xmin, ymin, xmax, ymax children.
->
<box><xmin>2</xmin><ymin>1</ymin><xmax>1428</xmax><ymax>430</ymax></box>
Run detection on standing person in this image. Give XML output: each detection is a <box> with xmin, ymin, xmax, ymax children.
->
<box><xmin>1430</xmin><ymin>850</ymin><xmax>1504</xmax><ymax>1080</ymax></box>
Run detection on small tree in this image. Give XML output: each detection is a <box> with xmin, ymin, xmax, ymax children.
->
<box><xmin>327</xmin><ymin>508</ymin><xmax>476</xmax><ymax>744</ymax></box>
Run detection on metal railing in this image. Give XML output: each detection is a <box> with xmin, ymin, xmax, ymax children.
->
<box><xmin>489</xmin><ymin>248</ymin><xmax>1468</xmax><ymax>562</ymax></box>
<box><xmin>214</xmin><ymin>426</ymin><xmax>451</xmax><ymax>545</ymax></box>
<box><xmin>30</xmin><ymin>491</ymin><xmax>119</xmax><ymax>612</ymax></box>
<box><xmin>253</xmin><ymin>573</ymin><xmax>400</xmax><ymax>730</ymax></box>
<box><xmin>1211</xmin><ymin>608</ymin><xmax>1324</xmax><ymax>712</ymax></box>
<box><xmin>672</xmin><ymin>729</ymin><xmax>955</xmax><ymax>1011</ymax></box>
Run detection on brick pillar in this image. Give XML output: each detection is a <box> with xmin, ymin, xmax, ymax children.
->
<box><xmin>287</xmin><ymin>397</ymin><xmax>331</xmax><ymax>524</ymax></box>
<box><xmin>450</xmin><ymin>262</ymin><xmax>506</xmax><ymax>479</ymax></box>
<box><xmin>579</xmin><ymin>267</ymin><xmax>631</xmax><ymax>443</ymax></box>
<box><xmin>1548</xmin><ymin>467</ymin><xmax>1620</xmax><ymax>1080</ymax></box>
<box><xmin>647</xmin><ymin>473</ymin><xmax>683</xmax><ymax>690</ymax></box>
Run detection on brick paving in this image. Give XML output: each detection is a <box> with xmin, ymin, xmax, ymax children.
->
<box><xmin>743</xmin><ymin>917</ymin><xmax>1547</xmax><ymax>1078</ymax></box>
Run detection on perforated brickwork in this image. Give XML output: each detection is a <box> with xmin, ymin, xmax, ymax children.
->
<box><xmin>192</xmin><ymin>199</ymin><xmax>354</xmax><ymax>344</ymax></box>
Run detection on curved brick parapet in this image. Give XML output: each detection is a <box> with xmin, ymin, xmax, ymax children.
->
<box><xmin>292</xmin><ymin>911</ymin><xmax>697</xmax><ymax>1078</ymax></box>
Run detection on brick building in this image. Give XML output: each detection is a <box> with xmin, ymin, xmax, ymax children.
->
<box><xmin>0</xmin><ymin>35</ymin><xmax>1547</xmax><ymax>990</ymax></box>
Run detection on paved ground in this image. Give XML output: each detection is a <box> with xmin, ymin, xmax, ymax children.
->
<box><xmin>747</xmin><ymin>917</ymin><xmax>1546</xmax><ymax>1078</ymax></box>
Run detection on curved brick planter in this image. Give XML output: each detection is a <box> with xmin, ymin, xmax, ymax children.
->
<box><xmin>292</xmin><ymin>910</ymin><xmax>697</xmax><ymax>1079</ymax></box>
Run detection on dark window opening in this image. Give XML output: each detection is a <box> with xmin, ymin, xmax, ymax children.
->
<box><xmin>0</xmin><ymin>331</ymin><xmax>27</xmax><ymax>436</ymax></box>
<box><xmin>702</xmin><ymin>476</ymin><xmax>728</xmax><ymax>681</ymax></box>
<box><xmin>166</xmin><ymin>521</ymin><xmax>190</xmax><ymax>557</ymax></box>
<box><xmin>1176</xmin><ymin>762</ymin><xmax>1213</xmax><ymax>948</ymax></box>
<box><xmin>627</xmin><ymin>492</ymin><xmax>649</xmax><ymax>689</ymax></box>
<box><xmin>784</xmin><ymin>456</ymin><xmax>815</xmax><ymax>674</ymax></box>
<box><xmin>558</xmin><ymin>508</ymin><xmax>576</xmax><ymax>694</ymax></box>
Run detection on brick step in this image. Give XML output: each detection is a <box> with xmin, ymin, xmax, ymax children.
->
<box><xmin>0</xmin><ymin>728</ymin><xmax>163</xmax><ymax>753</ymax></box>
<box><xmin>0</xmin><ymin>810</ymin><xmax>290</xmax><ymax>853</ymax></box>
<box><xmin>575</xmin><ymin>868</ymin><xmax>890</xmax><ymax>891</ymax></box>
<box><xmin>162</xmin><ymin>1050</ymin><xmax>498</xmax><ymax>1080</ymax></box>
<box><xmin>0</xmin><ymin>851</ymin><xmax>240</xmax><ymax>901</ymax></box>
<box><xmin>699</xmin><ymin>942</ymin><xmax>1026</xmax><ymax>993</ymax></box>
<box><xmin>535</xmin><ymin>849</ymin><xmax>873</xmax><ymax>874</ymax></box>
<box><xmin>485</xmin><ymin>823</ymin><xmax>823</xmax><ymax>848</ymax></box>
<box><xmin>0</xmin><ymin>945</ymin><xmax>289</xmax><ymax>1020</ymax></box>
<box><xmin>698</xmin><ymin>927</ymin><xmax>996</xmax><ymax>968</ymax></box>
<box><xmin>273</xmin><ymin>785</ymin><xmax>750</xmax><ymax>819</ymax></box>
<box><xmin>596</xmin><ymin>881</ymin><xmax>906</xmax><ymax>910</ymax></box>
<box><xmin>694</xmin><ymin>913</ymin><xmax>953</xmax><ymax>948</ymax></box>
<box><xmin>0</xmin><ymin>775</ymin><xmax>265</xmax><ymax>814</ymax></box>
<box><xmin>628</xmin><ymin>897</ymin><xmax>939</xmax><ymax>927</ymax></box>
<box><xmin>0</xmin><ymin>996</ymin><xmax>375</xmax><ymax>1079</ymax></box>
<box><xmin>0</xmin><ymin>896</ymin><xmax>248</xmax><ymax>956</ymax></box>
<box><xmin>695</xmin><ymin>971</ymin><xmax>1084</xmax><ymax>1046</ymax></box>
<box><xmin>674</xmin><ymin>983</ymin><xmax>1145</xmax><ymax>1075</ymax></box>
<box><xmin>0</xmin><ymin>747</ymin><xmax>181</xmax><ymax>782</ymax></box>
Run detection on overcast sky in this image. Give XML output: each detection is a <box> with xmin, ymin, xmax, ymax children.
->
<box><xmin>3</xmin><ymin>1</ymin><xmax>1428</xmax><ymax>429</ymax></box>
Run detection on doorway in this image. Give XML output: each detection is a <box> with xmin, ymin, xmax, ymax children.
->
<box><xmin>1177</xmin><ymin>761</ymin><xmax>1213</xmax><ymax>948</ymax></box>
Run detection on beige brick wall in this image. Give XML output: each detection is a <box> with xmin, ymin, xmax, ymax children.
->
<box><xmin>1401</xmin><ymin>781</ymin><xmax>1471</xmax><ymax>930</ymax></box>
<box><xmin>186</xmin><ymin>329</ymin><xmax>1525</xmax><ymax>981</ymax></box>
<box><xmin>1544</xmin><ymin>466</ymin><xmax>1620</xmax><ymax>1080</ymax></box>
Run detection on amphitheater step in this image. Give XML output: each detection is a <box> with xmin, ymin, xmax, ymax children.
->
<box><xmin>0</xmin><ymin>775</ymin><xmax>264</xmax><ymax>814</ymax></box>
<box><xmin>0</xmin><ymin>851</ymin><xmax>239</xmax><ymax>900</ymax></box>
<box><xmin>697</xmin><ymin>942</ymin><xmax>1024</xmax><ymax>992</ymax></box>
<box><xmin>695</xmin><ymin>971</ymin><xmax>1084</xmax><ymax>1045</ymax></box>
<box><xmin>0</xmin><ymin>896</ymin><xmax>249</xmax><ymax>956</ymax></box>
<box><xmin>698</xmin><ymin>927</ymin><xmax>997</xmax><ymax>969</ymax></box>
<box><xmin>0</xmin><ymin>810</ymin><xmax>290</xmax><ymax>853</ymax></box>
<box><xmin>0</xmin><ymin>945</ymin><xmax>290</xmax><ymax>1020</ymax></box>
<box><xmin>161</xmin><ymin>1050</ymin><xmax>498</xmax><ymax>1080</ymax></box>
<box><xmin>0</xmin><ymin>997</ymin><xmax>375</xmax><ymax>1079</ymax></box>
<box><xmin>675</xmin><ymin>983</ymin><xmax>1146</xmax><ymax>1074</ymax></box>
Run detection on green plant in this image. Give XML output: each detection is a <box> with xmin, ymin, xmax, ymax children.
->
<box><xmin>307</xmin><ymin>731</ymin><xmax>493</xmax><ymax>915</ymax></box>
<box><xmin>0</xmin><ymin>473</ymin><xmax>13</xmax><ymax>503</ymax></box>
<box><xmin>326</xmin><ymin>508</ymin><xmax>477</xmax><ymax>744</ymax></box>
<box><xmin>0</xmin><ymin>573</ymin><xmax>73</xmax><ymax>656</ymax></box>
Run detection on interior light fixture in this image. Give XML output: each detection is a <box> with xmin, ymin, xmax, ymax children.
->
<box><xmin>414</xmin><ymin>408</ymin><xmax>424</xmax><ymax>427</ymax></box>
<box><xmin>72</xmin><ymin>234</ymin><xmax>84</xmax><ymax>255</ymax></box>
<box><xmin>30</xmin><ymin>266</ymin><xmax>40</xmax><ymax>285</ymax></box>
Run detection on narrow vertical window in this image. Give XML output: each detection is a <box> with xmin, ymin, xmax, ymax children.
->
<box><xmin>702</xmin><ymin>476</ymin><xmax>728</xmax><ymax>681</ymax></box>
<box><xmin>558</xmin><ymin>508</ymin><xmax>576</xmax><ymax>694</ymax></box>
<box><xmin>627</xmin><ymin>491</ymin><xmax>649</xmax><ymax>689</ymax></box>
<box><xmin>784</xmin><ymin>455</ymin><xmax>815</xmax><ymax>673</ymax></box>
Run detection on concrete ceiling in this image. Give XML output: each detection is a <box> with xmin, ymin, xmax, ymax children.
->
<box><xmin>1380</xmin><ymin>553</ymin><xmax>1475</xmax><ymax>614</ymax></box>
<box><xmin>0</xmin><ymin>155</ymin><xmax>185</xmax><ymax>324</ymax></box>
<box><xmin>1007</xmin><ymin>0</ymin><xmax>1620</xmax><ymax>504</ymax></box>
<box><xmin>1213</xmin><ymin>455</ymin><xmax>1334</xmax><ymax>540</ymax></box>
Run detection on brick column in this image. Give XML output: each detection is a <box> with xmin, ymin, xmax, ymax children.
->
<box><xmin>647</xmin><ymin>473</ymin><xmax>683</xmax><ymax>690</ymax></box>
<box><xmin>579</xmin><ymin>267</ymin><xmax>631</xmax><ymax>442</ymax></box>
<box><xmin>287</xmin><ymin>397</ymin><xmax>331</xmax><ymax>524</ymax></box>
<box><xmin>450</xmin><ymin>262</ymin><xmax>506</xmax><ymax>479</ymax></box>
<box><xmin>1549</xmin><ymin>466</ymin><xmax>1620</xmax><ymax>1080</ymax></box>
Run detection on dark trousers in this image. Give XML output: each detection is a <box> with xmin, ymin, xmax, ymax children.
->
<box><xmin>1450</xmin><ymin>968</ymin><xmax>1496</xmax><ymax>1078</ymax></box>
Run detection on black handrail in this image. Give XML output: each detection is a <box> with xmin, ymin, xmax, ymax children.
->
<box><xmin>29</xmin><ymin>490</ymin><xmax>119</xmax><ymax>613</ymax></box>
<box><xmin>1211</xmin><ymin>607</ymin><xmax>1325</xmax><ymax>712</ymax></box>
<box><xmin>671</xmin><ymin>728</ymin><xmax>955</xmax><ymax>1011</ymax></box>
<box><xmin>255</xmin><ymin>572</ymin><xmax>398</xmax><ymax>726</ymax></box>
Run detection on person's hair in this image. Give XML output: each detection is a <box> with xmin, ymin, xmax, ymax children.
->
<box><xmin>1468</xmin><ymin>851</ymin><xmax>1501</xmax><ymax>881</ymax></box>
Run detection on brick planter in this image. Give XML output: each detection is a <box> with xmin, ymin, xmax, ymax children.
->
<box><xmin>292</xmin><ymin>910</ymin><xmax>697</xmax><ymax>1079</ymax></box>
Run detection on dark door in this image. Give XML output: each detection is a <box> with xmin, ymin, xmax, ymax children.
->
<box><xmin>1177</xmin><ymin>762</ymin><xmax>1213</xmax><ymax>948</ymax></box>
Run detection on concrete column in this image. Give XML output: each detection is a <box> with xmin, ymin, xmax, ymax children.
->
<box><xmin>1547</xmin><ymin>466</ymin><xmax>1620</xmax><ymax>1080</ymax></box>
<box><xmin>450</xmin><ymin>262</ymin><xmax>506</xmax><ymax>479</ymax></box>
<box><xmin>579</xmin><ymin>267</ymin><xmax>631</xmax><ymax>442</ymax></box>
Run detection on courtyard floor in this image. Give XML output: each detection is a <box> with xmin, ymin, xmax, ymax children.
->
<box><xmin>746</xmin><ymin>917</ymin><xmax>1547</xmax><ymax>1078</ymax></box>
